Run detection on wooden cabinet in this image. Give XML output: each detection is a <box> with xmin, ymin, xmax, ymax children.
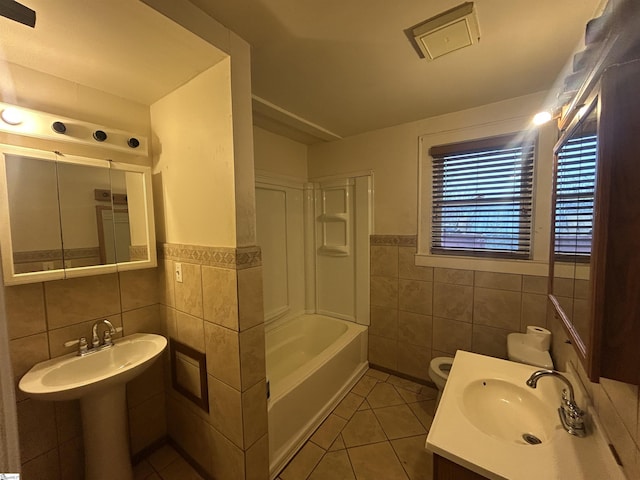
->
<box><xmin>550</xmin><ymin>59</ymin><xmax>640</xmax><ymax>384</ymax></box>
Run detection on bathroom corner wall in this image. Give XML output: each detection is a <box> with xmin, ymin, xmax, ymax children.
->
<box><xmin>369</xmin><ymin>235</ymin><xmax>548</xmax><ymax>382</ymax></box>
<box><xmin>5</xmin><ymin>269</ymin><xmax>164</xmax><ymax>478</ymax></box>
<box><xmin>158</xmin><ymin>244</ymin><xmax>268</xmax><ymax>479</ymax></box>
<box><xmin>550</xmin><ymin>314</ymin><xmax>640</xmax><ymax>479</ymax></box>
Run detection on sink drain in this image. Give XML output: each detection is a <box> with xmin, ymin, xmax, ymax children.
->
<box><xmin>522</xmin><ymin>433</ymin><xmax>542</xmax><ymax>445</ymax></box>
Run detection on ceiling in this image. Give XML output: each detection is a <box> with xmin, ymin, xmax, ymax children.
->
<box><xmin>1</xmin><ymin>0</ymin><xmax>604</xmax><ymax>142</ymax></box>
<box><xmin>191</xmin><ymin>0</ymin><xmax>604</xmax><ymax>139</ymax></box>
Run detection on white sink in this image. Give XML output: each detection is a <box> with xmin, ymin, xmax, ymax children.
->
<box><xmin>460</xmin><ymin>378</ymin><xmax>557</xmax><ymax>444</ymax></box>
<box><xmin>19</xmin><ymin>333</ymin><xmax>167</xmax><ymax>401</ymax></box>
<box><xmin>19</xmin><ymin>332</ymin><xmax>167</xmax><ymax>480</ymax></box>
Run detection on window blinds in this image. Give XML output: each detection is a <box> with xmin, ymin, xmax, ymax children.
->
<box><xmin>430</xmin><ymin>133</ymin><xmax>536</xmax><ymax>259</ymax></box>
<box><xmin>554</xmin><ymin>134</ymin><xmax>597</xmax><ymax>260</ymax></box>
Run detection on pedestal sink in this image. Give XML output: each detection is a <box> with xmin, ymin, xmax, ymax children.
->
<box><xmin>19</xmin><ymin>333</ymin><xmax>167</xmax><ymax>480</ymax></box>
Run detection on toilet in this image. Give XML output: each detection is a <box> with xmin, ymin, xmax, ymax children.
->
<box><xmin>428</xmin><ymin>325</ymin><xmax>554</xmax><ymax>407</ymax></box>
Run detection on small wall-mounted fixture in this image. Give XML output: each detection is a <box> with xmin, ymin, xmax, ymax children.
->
<box><xmin>51</xmin><ymin>121</ymin><xmax>67</xmax><ymax>134</ymax></box>
<box><xmin>406</xmin><ymin>2</ymin><xmax>480</xmax><ymax>61</ymax></box>
<box><xmin>93</xmin><ymin>130</ymin><xmax>107</xmax><ymax>142</ymax></box>
<box><xmin>127</xmin><ymin>137</ymin><xmax>140</xmax><ymax>149</ymax></box>
<box><xmin>1</xmin><ymin>108</ymin><xmax>24</xmax><ymax>126</ymax></box>
<box><xmin>533</xmin><ymin>111</ymin><xmax>553</xmax><ymax>125</ymax></box>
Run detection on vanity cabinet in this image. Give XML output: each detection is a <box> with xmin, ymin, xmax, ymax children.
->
<box><xmin>549</xmin><ymin>59</ymin><xmax>640</xmax><ymax>384</ymax></box>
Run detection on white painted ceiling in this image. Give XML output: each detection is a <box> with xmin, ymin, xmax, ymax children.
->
<box><xmin>0</xmin><ymin>0</ymin><xmax>226</xmax><ymax>106</ymax></box>
<box><xmin>191</xmin><ymin>0</ymin><xmax>604</xmax><ymax>138</ymax></box>
<box><xmin>0</xmin><ymin>0</ymin><xmax>603</xmax><ymax>140</ymax></box>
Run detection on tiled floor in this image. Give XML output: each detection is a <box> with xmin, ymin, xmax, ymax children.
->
<box><xmin>276</xmin><ymin>368</ymin><xmax>436</xmax><ymax>480</ymax></box>
<box><xmin>134</xmin><ymin>368</ymin><xmax>436</xmax><ymax>480</ymax></box>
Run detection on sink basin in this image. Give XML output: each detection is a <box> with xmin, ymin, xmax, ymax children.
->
<box><xmin>19</xmin><ymin>333</ymin><xmax>166</xmax><ymax>401</ymax></box>
<box><xmin>460</xmin><ymin>378</ymin><xmax>557</xmax><ymax>444</ymax></box>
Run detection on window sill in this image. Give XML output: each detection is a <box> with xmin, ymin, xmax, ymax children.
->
<box><xmin>415</xmin><ymin>253</ymin><xmax>549</xmax><ymax>276</ymax></box>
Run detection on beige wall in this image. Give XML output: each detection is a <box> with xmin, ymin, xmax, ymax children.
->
<box><xmin>254</xmin><ymin>126</ymin><xmax>308</xmax><ymax>180</ymax></box>
<box><xmin>151</xmin><ymin>60</ymin><xmax>236</xmax><ymax>247</ymax></box>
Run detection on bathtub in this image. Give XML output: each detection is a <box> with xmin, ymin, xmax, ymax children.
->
<box><xmin>266</xmin><ymin>314</ymin><xmax>368</xmax><ymax>478</ymax></box>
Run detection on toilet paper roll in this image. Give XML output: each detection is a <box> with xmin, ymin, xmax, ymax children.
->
<box><xmin>526</xmin><ymin>325</ymin><xmax>552</xmax><ymax>351</ymax></box>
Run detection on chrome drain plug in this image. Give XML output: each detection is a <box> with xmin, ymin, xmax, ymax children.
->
<box><xmin>522</xmin><ymin>433</ymin><xmax>542</xmax><ymax>445</ymax></box>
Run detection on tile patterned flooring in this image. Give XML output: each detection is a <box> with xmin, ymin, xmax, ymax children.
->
<box><xmin>135</xmin><ymin>368</ymin><xmax>436</xmax><ymax>480</ymax></box>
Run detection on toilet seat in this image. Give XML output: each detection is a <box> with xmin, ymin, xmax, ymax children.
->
<box><xmin>428</xmin><ymin>356</ymin><xmax>454</xmax><ymax>389</ymax></box>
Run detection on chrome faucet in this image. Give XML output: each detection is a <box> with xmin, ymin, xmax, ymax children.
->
<box><xmin>526</xmin><ymin>369</ymin><xmax>586</xmax><ymax>437</ymax></box>
<box><xmin>91</xmin><ymin>318</ymin><xmax>117</xmax><ymax>349</ymax></box>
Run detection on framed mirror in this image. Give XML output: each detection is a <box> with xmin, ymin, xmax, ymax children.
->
<box><xmin>0</xmin><ymin>144</ymin><xmax>156</xmax><ymax>285</ymax></box>
<box><xmin>549</xmin><ymin>92</ymin><xmax>598</xmax><ymax>366</ymax></box>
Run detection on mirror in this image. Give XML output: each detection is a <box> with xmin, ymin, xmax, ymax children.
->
<box><xmin>549</xmin><ymin>95</ymin><xmax>598</xmax><ymax>357</ymax></box>
<box><xmin>0</xmin><ymin>145</ymin><xmax>156</xmax><ymax>285</ymax></box>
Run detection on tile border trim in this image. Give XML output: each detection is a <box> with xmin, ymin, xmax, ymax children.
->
<box><xmin>159</xmin><ymin>243</ymin><xmax>261</xmax><ymax>270</ymax></box>
<box><xmin>370</xmin><ymin>235</ymin><xmax>417</xmax><ymax>247</ymax></box>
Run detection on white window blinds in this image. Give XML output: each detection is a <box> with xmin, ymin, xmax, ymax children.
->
<box><xmin>430</xmin><ymin>133</ymin><xmax>536</xmax><ymax>259</ymax></box>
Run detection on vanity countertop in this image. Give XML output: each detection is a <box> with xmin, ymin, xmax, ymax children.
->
<box><xmin>426</xmin><ymin>351</ymin><xmax>626</xmax><ymax>480</ymax></box>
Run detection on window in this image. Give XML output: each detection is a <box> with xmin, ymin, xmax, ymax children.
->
<box><xmin>430</xmin><ymin>133</ymin><xmax>536</xmax><ymax>259</ymax></box>
<box><xmin>553</xmin><ymin>133</ymin><xmax>597</xmax><ymax>261</ymax></box>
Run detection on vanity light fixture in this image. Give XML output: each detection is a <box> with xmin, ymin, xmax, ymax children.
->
<box><xmin>93</xmin><ymin>130</ymin><xmax>107</xmax><ymax>142</ymax></box>
<box><xmin>127</xmin><ymin>137</ymin><xmax>140</xmax><ymax>148</ymax></box>
<box><xmin>533</xmin><ymin>111</ymin><xmax>553</xmax><ymax>125</ymax></box>
<box><xmin>51</xmin><ymin>121</ymin><xmax>67</xmax><ymax>134</ymax></box>
<box><xmin>1</xmin><ymin>107</ymin><xmax>24</xmax><ymax>126</ymax></box>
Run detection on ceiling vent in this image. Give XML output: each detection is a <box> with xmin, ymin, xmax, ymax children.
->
<box><xmin>406</xmin><ymin>2</ymin><xmax>480</xmax><ymax>61</ymax></box>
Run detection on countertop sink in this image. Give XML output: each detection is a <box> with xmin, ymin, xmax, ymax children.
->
<box><xmin>426</xmin><ymin>351</ymin><xmax>625</xmax><ymax>480</ymax></box>
<box><xmin>19</xmin><ymin>333</ymin><xmax>167</xmax><ymax>401</ymax></box>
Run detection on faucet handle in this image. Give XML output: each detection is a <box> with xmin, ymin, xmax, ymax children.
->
<box><xmin>103</xmin><ymin>330</ymin><xmax>113</xmax><ymax>346</ymax></box>
<box><xmin>64</xmin><ymin>336</ymin><xmax>88</xmax><ymax>355</ymax></box>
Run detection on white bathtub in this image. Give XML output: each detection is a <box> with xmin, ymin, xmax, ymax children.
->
<box><xmin>266</xmin><ymin>314</ymin><xmax>368</xmax><ymax>478</ymax></box>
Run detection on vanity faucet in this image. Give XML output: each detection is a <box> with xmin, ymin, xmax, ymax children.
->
<box><xmin>526</xmin><ymin>369</ymin><xmax>586</xmax><ymax>437</ymax></box>
<box><xmin>91</xmin><ymin>319</ymin><xmax>117</xmax><ymax>348</ymax></box>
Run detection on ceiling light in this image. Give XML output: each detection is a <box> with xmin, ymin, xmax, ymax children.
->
<box><xmin>533</xmin><ymin>111</ymin><xmax>552</xmax><ymax>125</ymax></box>
<box><xmin>407</xmin><ymin>2</ymin><xmax>480</xmax><ymax>61</ymax></box>
<box><xmin>1</xmin><ymin>108</ymin><xmax>24</xmax><ymax>126</ymax></box>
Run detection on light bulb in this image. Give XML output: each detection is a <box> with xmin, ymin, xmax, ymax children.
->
<box><xmin>1</xmin><ymin>107</ymin><xmax>23</xmax><ymax>126</ymax></box>
<box><xmin>532</xmin><ymin>111</ymin><xmax>552</xmax><ymax>125</ymax></box>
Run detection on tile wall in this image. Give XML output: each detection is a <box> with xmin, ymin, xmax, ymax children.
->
<box><xmin>368</xmin><ymin>235</ymin><xmax>548</xmax><ymax>382</ymax></box>
<box><xmin>5</xmin><ymin>268</ymin><xmax>163</xmax><ymax>479</ymax></box>
<box><xmin>158</xmin><ymin>243</ymin><xmax>269</xmax><ymax>480</ymax></box>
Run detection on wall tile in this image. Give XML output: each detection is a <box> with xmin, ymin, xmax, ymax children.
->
<box><xmin>474</xmin><ymin>271</ymin><xmax>522</xmax><ymax>292</ymax></box>
<box><xmin>44</xmin><ymin>273</ymin><xmax>121</xmax><ymax>328</ymax></box>
<box><xmin>158</xmin><ymin>259</ymin><xmax>176</xmax><ymax>308</ymax></box>
<box><xmin>210</xmin><ymin>424</ymin><xmax>246</xmax><ymax>480</ymax></box>
<box><xmin>175</xmin><ymin>310</ymin><xmax>205</xmax><ymax>352</ymax></box>
<box><xmin>119</xmin><ymin>268</ymin><xmax>159</xmax><ymax>311</ymax></box>
<box><xmin>245</xmin><ymin>434</ymin><xmax>269</xmax><ymax>480</ymax></box>
<box><xmin>205</xmin><ymin>321</ymin><xmax>241</xmax><ymax>390</ymax></box>
<box><xmin>432</xmin><ymin>317</ymin><xmax>472</xmax><ymax>355</ymax></box>
<box><xmin>600</xmin><ymin>378</ymin><xmax>639</xmax><ymax>440</ymax></box>
<box><xmin>128</xmin><ymin>393</ymin><xmax>167</xmax><ymax>455</ymax></box>
<box><xmin>521</xmin><ymin>293</ymin><xmax>548</xmax><ymax>331</ymax></box>
<box><xmin>167</xmin><ymin>396</ymin><xmax>213</xmax><ymax>475</ymax></box>
<box><xmin>202</xmin><ymin>266</ymin><xmax>238</xmax><ymax>330</ymax></box>
<box><xmin>368</xmin><ymin>334</ymin><xmax>397</xmax><ymax>370</ymax></box>
<box><xmin>122</xmin><ymin>304</ymin><xmax>162</xmax><ymax>335</ymax></box>
<box><xmin>433</xmin><ymin>282</ymin><xmax>472</xmax><ymax>322</ymax></box>
<box><xmin>54</xmin><ymin>400</ymin><xmax>82</xmax><ymax>444</ymax></box>
<box><xmin>398</xmin><ymin>279</ymin><xmax>432</xmax><ymax>315</ymax></box>
<box><xmin>399</xmin><ymin>247</ymin><xmax>432</xmax><ymax>281</ymax></box>
<box><xmin>237</xmin><ymin>267</ymin><xmax>265</xmax><ymax>331</ymax></box>
<box><xmin>174</xmin><ymin>262</ymin><xmax>203</xmax><ymax>318</ymax></box>
<box><xmin>552</xmin><ymin>277</ymin><xmax>574</xmax><ymax>298</ymax></box>
<box><xmin>5</xmin><ymin>283</ymin><xmax>46</xmax><ymax>340</ymax></box>
<box><xmin>473</xmin><ymin>287</ymin><xmax>521</xmax><ymax>331</ymax></box>
<box><xmin>243</xmin><ymin>379</ymin><xmax>268</xmax><ymax>448</ymax></box>
<box><xmin>10</xmin><ymin>332</ymin><xmax>50</xmax><ymax>399</ymax></box>
<box><xmin>58</xmin><ymin>436</ymin><xmax>84</xmax><ymax>480</ymax></box>
<box><xmin>17</xmin><ymin>399</ymin><xmax>57</xmax><ymax>462</ymax></box>
<box><xmin>369</xmin><ymin>305</ymin><xmax>398</xmax><ymax>339</ymax></box>
<box><xmin>162</xmin><ymin>306</ymin><xmax>177</xmax><ymax>339</ymax></box>
<box><xmin>472</xmin><ymin>324</ymin><xmax>509</xmax><ymax>359</ymax></box>
<box><xmin>21</xmin><ymin>448</ymin><xmax>61</xmax><ymax>480</ymax></box>
<box><xmin>370</xmin><ymin>245</ymin><xmax>398</xmax><ymax>277</ymax></box>
<box><xmin>398</xmin><ymin>311</ymin><xmax>432</xmax><ymax>347</ymax></box>
<box><xmin>208</xmin><ymin>375</ymin><xmax>243</xmax><ymax>447</ymax></box>
<box><xmin>240</xmin><ymin>324</ymin><xmax>266</xmax><ymax>391</ymax></box>
<box><xmin>434</xmin><ymin>268</ymin><xmax>473</xmax><ymax>286</ymax></box>
<box><xmin>47</xmin><ymin>313</ymin><xmax>122</xmax><ymax>358</ymax></box>
<box><xmin>370</xmin><ymin>276</ymin><xmax>398</xmax><ymax>309</ymax></box>
<box><xmin>397</xmin><ymin>343</ymin><xmax>431</xmax><ymax>381</ymax></box>
<box><xmin>523</xmin><ymin>275</ymin><xmax>548</xmax><ymax>294</ymax></box>
<box><xmin>127</xmin><ymin>357</ymin><xmax>165</xmax><ymax>408</ymax></box>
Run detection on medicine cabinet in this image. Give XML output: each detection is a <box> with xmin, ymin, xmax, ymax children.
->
<box><xmin>0</xmin><ymin>144</ymin><xmax>156</xmax><ymax>285</ymax></box>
